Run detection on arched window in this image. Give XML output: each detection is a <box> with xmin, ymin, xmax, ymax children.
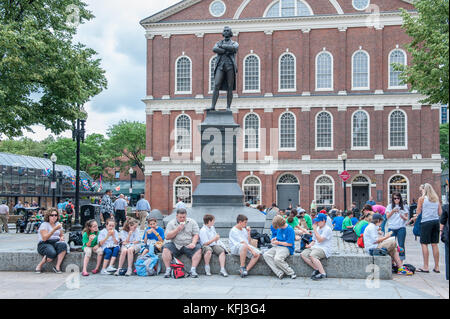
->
<box><xmin>389</xmin><ymin>110</ymin><xmax>407</xmax><ymax>149</ymax></box>
<box><xmin>175</xmin><ymin>114</ymin><xmax>191</xmax><ymax>152</ymax></box>
<box><xmin>316</xmin><ymin>51</ymin><xmax>333</xmax><ymax>90</ymax></box>
<box><xmin>244</xmin><ymin>113</ymin><xmax>260</xmax><ymax>150</ymax></box>
<box><xmin>265</xmin><ymin>0</ymin><xmax>313</xmax><ymax>17</ymax></box>
<box><xmin>244</xmin><ymin>54</ymin><xmax>260</xmax><ymax>92</ymax></box>
<box><xmin>352</xmin><ymin>175</ymin><xmax>370</xmax><ymax>184</ymax></box>
<box><xmin>352</xmin><ymin>50</ymin><xmax>370</xmax><ymax>89</ymax></box>
<box><xmin>352</xmin><ymin>110</ymin><xmax>369</xmax><ymax>149</ymax></box>
<box><xmin>279</xmin><ymin>53</ymin><xmax>296</xmax><ymax>91</ymax></box>
<box><xmin>278</xmin><ymin>173</ymin><xmax>299</xmax><ymax>184</ymax></box>
<box><xmin>175</xmin><ymin>56</ymin><xmax>192</xmax><ymax>93</ymax></box>
<box><xmin>316</xmin><ymin>111</ymin><xmax>333</xmax><ymax>149</ymax></box>
<box><xmin>388</xmin><ymin>175</ymin><xmax>409</xmax><ymax>203</ymax></box>
<box><xmin>389</xmin><ymin>49</ymin><xmax>407</xmax><ymax>88</ymax></box>
<box><xmin>315</xmin><ymin>175</ymin><xmax>334</xmax><ymax>206</ymax></box>
<box><xmin>279</xmin><ymin>112</ymin><xmax>296</xmax><ymax>150</ymax></box>
<box><xmin>174</xmin><ymin>176</ymin><xmax>192</xmax><ymax>206</ymax></box>
<box><xmin>209</xmin><ymin>56</ymin><xmax>217</xmax><ymax>93</ymax></box>
<box><xmin>243</xmin><ymin>176</ymin><xmax>262</xmax><ymax>205</ymax></box>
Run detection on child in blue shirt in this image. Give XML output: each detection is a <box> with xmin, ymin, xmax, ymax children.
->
<box><xmin>141</xmin><ymin>218</ymin><xmax>165</xmax><ymax>255</ymax></box>
<box><xmin>332</xmin><ymin>211</ymin><xmax>345</xmax><ymax>231</ymax></box>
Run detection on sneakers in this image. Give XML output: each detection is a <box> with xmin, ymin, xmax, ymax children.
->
<box><xmin>220</xmin><ymin>269</ymin><xmax>229</xmax><ymax>277</ymax></box>
<box><xmin>290</xmin><ymin>274</ymin><xmax>297</xmax><ymax>280</ymax></box>
<box><xmin>311</xmin><ymin>270</ymin><xmax>320</xmax><ymax>278</ymax></box>
<box><xmin>106</xmin><ymin>266</ymin><xmax>117</xmax><ymax>273</ymax></box>
<box><xmin>100</xmin><ymin>269</ymin><xmax>110</xmax><ymax>275</ymax></box>
<box><xmin>397</xmin><ymin>266</ymin><xmax>413</xmax><ymax>276</ymax></box>
<box><xmin>239</xmin><ymin>267</ymin><xmax>248</xmax><ymax>278</ymax></box>
<box><xmin>125</xmin><ymin>269</ymin><xmax>133</xmax><ymax>276</ymax></box>
<box><xmin>164</xmin><ymin>270</ymin><xmax>171</xmax><ymax>278</ymax></box>
<box><xmin>190</xmin><ymin>269</ymin><xmax>199</xmax><ymax>278</ymax></box>
<box><xmin>52</xmin><ymin>266</ymin><xmax>62</xmax><ymax>274</ymax></box>
<box><xmin>205</xmin><ymin>265</ymin><xmax>212</xmax><ymax>276</ymax></box>
<box><xmin>114</xmin><ymin>270</ymin><xmax>120</xmax><ymax>276</ymax></box>
<box><xmin>312</xmin><ymin>273</ymin><xmax>327</xmax><ymax>281</ymax></box>
<box><xmin>277</xmin><ymin>273</ymin><xmax>284</xmax><ymax>280</ymax></box>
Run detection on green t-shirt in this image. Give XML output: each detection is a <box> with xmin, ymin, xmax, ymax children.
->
<box><xmin>304</xmin><ymin>214</ymin><xmax>313</xmax><ymax>230</ymax></box>
<box><xmin>286</xmin><ymin>216</ymin><xmax>299</xmax><ymax>228</ymax></box>
<box><xmin>82</xmin><ymin>232</ymin><xmax>99</xmax><ymax>249</ymax></box>
<box><xmin>342</xmin><ymin>217</ymin><xmax>353</xmax><ymax>230</ymax></box>
<box><xmin>354</xmin><ymin>220</ymin><xmax>369</xmax><ymax>237</ymax></box>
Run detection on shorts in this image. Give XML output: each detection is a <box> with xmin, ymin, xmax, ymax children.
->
<box><xmin>420</xmin><ymin>220</ymin><xmax>440</xmax><ymax>244</ymax></box>
<box><xmin>301</xmin><ymin>248</ymin><xmax>326</xmax><ymax>260</ymax></box>
<box><xmin>83</xmin><ymin>246</ymin><xmax>104</xmax><ymax>258</ymax></box>
<box><xmin>37</xmin><ymin>240</ymin><xmax>67</xmax><ymax>259</ymax></box>
<box><xmin>378</xmin><ymin>237</ymin><xmax>397</xmax><ymax>256</ymax></box>
<box><xmin>231</xmin><ymin>243</ymin><xmax>261</xmax><ymax>259</ymax></box>
<box><xmin>202</xmin><ymin>245</ymin><xmax>225</xmax><ymax>256</ymax></box>
<box><xmin>121</xmin><ymin>243</ymin><xmax>142</xmax><ymax>254</ymax></box>
<box><xmin>163</xmin><ymin>242</ymin><xmax>201</xmax><ymax>259</ymax></box>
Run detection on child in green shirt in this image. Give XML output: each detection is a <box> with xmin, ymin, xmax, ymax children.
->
<box><xmin>81</xmin><ymin>219</ymin><xmax>103</xmax><ymax>277</ymax></box>
<box><xmin>342</xmin><ymin>212</ymin><xmax>354</xmax><ymax>231</ymax></box>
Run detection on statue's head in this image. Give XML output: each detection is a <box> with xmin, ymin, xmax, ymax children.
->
<box><xmin>222</xmin><ymin>26</ymin><xmax>233</xmax><ymax>38</ymax></box>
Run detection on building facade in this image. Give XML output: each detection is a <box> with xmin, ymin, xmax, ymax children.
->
<box><xmin>141</xmin><ymin>0</ymin><xmax>442</xmax><ymax>214</ymax></box>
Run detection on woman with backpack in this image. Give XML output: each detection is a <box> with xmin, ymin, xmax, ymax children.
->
<box><xmin>386</xmin><ymin>193</ymin><xmax>409</xmax><ymax>260</ymax></box>
<box><xmin>414</xmin><ymin>183</ymin><xmax>442</xmax><ymax>273</ymax></box>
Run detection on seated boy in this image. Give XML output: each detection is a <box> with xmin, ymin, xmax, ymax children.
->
<box><xmin>199</xmin><ymin>214</ymin><xmax>228</xmax><ymax>277</ymax></box>
<box><xmin>228</xmin><ymin>214</ymin><xmax>261</xmax><ymax>278</ymax></box>
<box><xmin>141</xmin><ymin>218</ymin><xmax>165</xmax><ymax>256</ymax></box>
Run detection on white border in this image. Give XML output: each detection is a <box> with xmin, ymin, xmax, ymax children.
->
<box><xmin>243</xmin><ymin>112</ymin><xmax>261</xmax><ymax>152</ymax></box>
<box><xmin>175</xmin><ymin>55</ymin><xmax>192</xmax><ymax>94</ymax></box>
<box><xmin>173</xmin><ymin>176</ymin><xmax>193</xmax><ymax>207</ymax></box>
<box><xmin>315</xmin><ymin>51</ymin><xmax>334</xmax><ymax>91</ymax></box>
<box><xmin>276</xmin><ymin>172</ymin><xmax>300</xmax><ymax>206</ymax></box>
<box><xmin>242</xmin><ymin>175</ymin><xmax>263</xmax><ymax>204</ymax></box>
<box><xmin>278</xmin><ymin>111</ymin><xmax>297</xmax><ymax>151</ymax></box>
<box><xmin>351</xmin><ymin>110</ymin><xmax>370</xmax><ymax>150</ymax></box>
<box><xmin>208</xmin><ymin>55</ymin><xmax>217</xmax><ymax>94</ymax></box>
<box><xmin>278</xmin><ymin>52</ymin><xmax>297</xmax><ymax>92</ymax></box>
<box><xmin>387</xmin><ymin>174</ymin><xmax>410</xmax><ymax>204</ymax></box>
<box><xmin>388</xmin><ymin>109</ymin><xmax>408</xmax><ymax>150</ymax></box>
<box><xmin>351</xmin><ymin>50</ymin><xmax>370</xmax><ymax>91</ymax></box>
<box><xmin>388</xmin><ymin>48</ymin><xmax>408</xmax><ymax>90</ymax></box>
<box><xmin>174</xmin><ymin>114</ymin><xmax>192</xmax><ymax>153</ymax></box>
<box><xmin>352</xmin><ymin>0</ymin><xmax>370</xmax><ymax>11</ymax></box>
<box><xmin>263</xmin><ymin>0</ymin><xmax>314</xmax><ymax>17</ymax></box>
<box><xmin>209</xmin><ymin>0</ymin><xmax>226</xmax><ymax>18</ymax></box>
<box><xmin>314</xmin><ymin>174</ymin><xmax>335</xmax><ymax>206</ymax></box>
<box><xmin>315</xmin><ymin>111</ymin><xmax>334</xmax><ymax>151</ymax></box>
<box><xmin>243</xmin><ymin>53</ymin><xmax>261</xmax><ymax>93</ymax></box>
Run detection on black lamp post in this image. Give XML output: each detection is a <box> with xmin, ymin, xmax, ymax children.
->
<box><xmin>70</xmin><ymin>111</ymin><xmax>87</xmax><ymax>232</ymax></box>
<box><xmin>50</xmin><ymin>153</ymin><xmax>57</xmax><ymax>207</ymax></box>
<box><xmin>341</xmin><ymin>151</ymin><xmax>348</xmax><ymax>213</ymax></box>
<box><xmin>129</xmin><ymin>167</ymin><xmax>134</xmax><ymax>205</ymax></box>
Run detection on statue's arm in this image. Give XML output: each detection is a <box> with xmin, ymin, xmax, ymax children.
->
<box><xmin>213</xmin><ymin>42</ymin><xmax>226</xmax><ymax>54</ymax></box>
<box><xmin>221</xmin><ymin>42</ymin><xmax>239</xmax><ymax>53</ymax></box>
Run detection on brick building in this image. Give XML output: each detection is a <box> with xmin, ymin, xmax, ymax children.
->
<box><xmin>140</xmin><ymin>0</ymin><xmax>442</xmax><ymax>214</ymax></box>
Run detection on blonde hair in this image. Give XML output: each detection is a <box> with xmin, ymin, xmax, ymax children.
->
<box><xmin>272</xmin><ymin>215</ymin><xmax>286</xmax><ymax>229</ymax></box>
<box><xmin>423</xmin><ymin>183</ymin><xmax>439</xmax><ymax>203</ymax></box>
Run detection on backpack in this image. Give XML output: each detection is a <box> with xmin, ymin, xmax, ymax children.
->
<box><xmin>259</xmin><ymin>234</ymin><xmax>272</xmax><ymax>248</ymax></box>
<box><xmin>412</xmin><ymin>213</ymin><xmax>422</xmax><ymax>239</ymax></box>
<box><xmin>170</xmin><ymin>258</ymin><xmax>186</xmax><ymax>279</ymax></box>
<box><xmin>135</xmin><ymin>250</ymin><xmax>161</xmax><ymax>277</ymax></box>
<box><xmin>135</xmin><ymin>258</ymin><xmax>148</xmax><ymax>277</ymax></box>
<box><xmin>403</xmin><ymin>263</ymin><xmax>416</xmax><ymax>274</ymax></box>
<box><xmin>65</xmin><ymin>204</ymin><xmax>74</xmax><ymax>215</ymax></box>
<box><xmin>300</xmin><ymin>234</ymin><xmax>312</xmax><ymax>250</ymax></box>
<box><xmin>342</xmin><ymin>229</ymin><xmax>358</xmax><ymax>243</ymax></box>
<box><xmin>357</xmin><ymin>234</ymin><xmax>364</xmax><ymax>248</ymax></box>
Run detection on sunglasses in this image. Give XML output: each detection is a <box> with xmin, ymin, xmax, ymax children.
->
<box><xmin>50</xmin><ymin>214</ymin><xmax>58</xmax><ymax>217</ymax></box>
<box><xmin>393</xmin><ymin>198</ymin><xmax>401</xmax><ymax>200</ymax></box>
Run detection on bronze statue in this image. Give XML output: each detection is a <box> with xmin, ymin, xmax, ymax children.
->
<box><xmin>209</xmin><ymin>26</ymin><xmax>239</xmax><ymax>111</ymax></box>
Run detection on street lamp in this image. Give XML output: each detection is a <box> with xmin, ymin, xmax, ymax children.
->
<box><xmin>50</xmin><ymin>153</ymin><xmax>57</xmax><ymax>207</ymax></box>
<box><xmin>341</xmin><ymin>151</ymin><xmax>348</xmax><ymax>214</ymax></box>
<box><xmin>129</xmin><ymin>167</ymin><xmax>134</xmax><ymax>205</ymax></box>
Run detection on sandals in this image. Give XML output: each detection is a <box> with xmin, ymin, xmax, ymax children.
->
<box><xmin>417</xmin><ymin>268</ymin><xmax>430</xmax><ymax>273</ymax></box>
<box><xmin>433</xmin><ymin>269</ymin><xmax>440</xmax><ymax>273</ymax></box>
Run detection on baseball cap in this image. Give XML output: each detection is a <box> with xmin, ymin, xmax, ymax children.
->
<box><xmin>372</xmin><ymin>213</ymin><xmax>383</xmax><ymax>222</ymax></box>
<box><xmin>313</xmin><ymin>213</ymin><xmax>327</xmax><ymax>223</ymax></box>
<box><xmin>319</xmin><ymin>209</ymin><xmax>327</xmax><ymax>214</ymax></box>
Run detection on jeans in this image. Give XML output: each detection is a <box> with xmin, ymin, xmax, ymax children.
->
<box><xmin>380</xmin><ymin>215</ymin><xmax>387</xmax><ymax>234</ymax></box>
<box><xmin>389</xmin><ymin>227</ymin><xmax>406</xmax><ymax>260</ymax></box>
<box><xmin>445</xmin><ymin>242</ymin><xmax>449</xmax><ymax>281</ymax></box>
<box><xmin>114</xmin><ymin>210</ymin><xmax>126</xmax><ymax>231</ymax></box>
<box><xmin>103</xmin><ymin>246</ymin><xmax>120</xmax><ymax>260</ymax></box>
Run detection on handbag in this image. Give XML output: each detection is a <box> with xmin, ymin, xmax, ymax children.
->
<box><xmin>342</xmin><ymin>229</ymin><xmax>358</xmax><ymax>243</ymax></box>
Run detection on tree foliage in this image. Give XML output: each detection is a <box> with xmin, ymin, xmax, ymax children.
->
<box><xmin>397</xmin><ymin>0</ymin><xmax>449</xmax><ymax>105</ymax></box>
<box><xmin>0</xmin><ymin>0</ymin><xmax>107</xmax><ymax>137</ymax></box>
<box><xmin>441</xmin><ymin>123</ymin><xmax>449</xmax><ymax>170</ymax></box>
<box><xmin>0</xmin><ymin>136</ymin><xmax>54</xmax><ymax>157</ymax></box>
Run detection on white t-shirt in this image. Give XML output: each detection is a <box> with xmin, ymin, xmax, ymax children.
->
<box><xmin>120</xmin><ymin>229</ymin><xmax>141</xmax><ymax>245</ymax></box>
<box><xmin>326</xmin><ymin>216</ymin><xmax>333</xmax><ymax>230</ymax></box>
<box><xmin>386</xmin><ymin>204</ymin><xmax>408</xmax><ymax>229</ymax></box>
<box><xmin>38</xmin><ymin>222</ymin><xmax>62</xmax><ymax>242</ymax></box>
<box><xmin>175</xmin><ymin>201</ymin><xmax>187</xmax><ymax>209</ymax></box>
<box><xmin>98</xmin><ymin>228</ymin><xmax>120</xmax><ymax>249</ymax></box>
<box><xmin>228</xmin><ymin>226</ymin><xmax>249</xmax><ymax>252</ymax></box>
<box><xmin>199</xmin><ymin>225</ymin><xmax>218</xmax><ymax>247</ymax></box>
<box><xmin>363</xmin><ymin>223</ymin><xmax>380</xmax><ymax>252</ymax></box>
<box><xmin>312</xmin><ymin>225</ymin><xmax>333</xmax><ymax>258</ymax></box>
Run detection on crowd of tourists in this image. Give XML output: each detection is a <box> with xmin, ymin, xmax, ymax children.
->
<box><xmin>6</xmin><ymin>182</ymin><xmax>446</xmax><ymax>281</ymax></box>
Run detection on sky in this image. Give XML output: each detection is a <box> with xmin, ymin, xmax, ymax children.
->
<box><xmin>22</xmin><ymin>0</ymin><xmax>180</xmax><ymax>141</ymax></box>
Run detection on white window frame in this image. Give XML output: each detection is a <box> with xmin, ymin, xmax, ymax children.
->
<box><xmin>387</xmin><ymin>174</ymin><xmax>409</xmax><ymax>204</ymax></box>
<box><xmin>242</xmin><ymin>175</ymin><xmax>262</xmax><ymax>205</ymax></box>
<box><xmin>276</xmin><ymin>173</ymin><xmax>300</xmax><ymax>206</ymax></box>
<box><xmin>243</xmin><ymin>53</ymin><xmax>261</xmax><ymax>93</ymax></box>
<box><xmin>388</xmin><ymin>109</ymin><xmax>408</xmax><ymax>150</ymax></box>
<box><xmin>314</xmin><ymin>174</ymin><xmax>335</xmax><ymax>206</ymax></box>
<box><xmin>351</xmin><ymin>50</ymin><xmax>370</xmax><ymax>91</ymax></box>
<box><xmin>209</xmin><ymin>0</ymin><xmax>226</xmax><ymax>17</ymax></box>
<box><xmin>315</xmin><ymin>51</ymin><xmax>334</xmax><ymax>91</ymax></box>
<box><xmin>175</xmin><ymin>55</ymin><xmax>192</xmax><ymax>95</ymax></box>
<box><xmin>263</xmin><ymin>0</ymin><xmax>314</xmax><ymax>17</ymax></box>
<box><xmin>173</xmin><ymin>176</ymin><xmax>193</xmax><ymax>207</ymax></box>
<box><xmin>388</xmin><ymin>48</ymin><xmax>408</xmax><ymax>90</ymax></box>
<box><xmin>208</xmin><ymin>56</ymin><xmax>217</xmax><ymax>94</ymax></box>
<box><xmin>315</xmin><ymin>111</ymin><xmax>334</xmax><ymax>151</ymax></box>
<box><xmin>352</xmin><ymin>0</ymin><xmax>370</xmax><ymax>11</ymax></box>
<box><xmin>278</xmin><ymin>52</ymin><xmax>297</xmax><ymax>92</ymax></box>
<box><xmin>174</xmin><ymin>114</ymin><xmax>192</xmax><ymax>153</ymax></box>
<box><xmin>278</xmin><ymin>111</ymin><xmax>297</xmax><ymax>151</ymax></box>
<box><xmin>351</xmin><ymin>110</ymin><xmax>370</xmax><ymax>150</ymax></box>
<box><xmin>243</xmin><ymin>112</ymin><xmax>261</xmax><ymax>152</ymax></box>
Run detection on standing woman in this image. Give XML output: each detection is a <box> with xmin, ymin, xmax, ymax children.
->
<box><xmin>35</xmin><ymin>209</ymin><xmax>67</xmax><ymax>273</ymax></box>
<box><xmin>415</xmin><ymin>183</ymin><xmax>442</xmax><ymax>273</ymax></box>
<box><xmin>386</xmin><ymin>193</ymin><xmax>409</xmax><ymax>260</ymax></box>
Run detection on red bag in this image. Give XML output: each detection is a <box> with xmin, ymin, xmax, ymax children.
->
<box><xmin>357</xmin><ymin>234</ymin><xmax>364</xmax><ymax>248</ymax></box>
<box><xmin>170</xmin><ymin>258</ymin><xmax>186</xmax><ymax>279</ymax></box>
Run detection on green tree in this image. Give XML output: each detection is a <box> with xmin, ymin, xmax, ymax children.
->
<box><xmin>441</xmin><ymin>123</ymin><xmax>449</xmax><ymax>170</ymax></box>
<box><xmin>0</xmin><ymin>0</ymin><xmax>107</xmax><ymax>138</ymax></box>
<box><xmin>397</xmin><ymin>0</ymin><xmax>449</xmax><ymax>105</ymax></box>
<box><xmin>0</xmin><ymin>136</ymin><xmax>55</xmax><ymax>157</ymax></box>
<box><xmin>106</xmin><ymin>121</ymin><xmax>146</xmax><ymax>175</ymax></box>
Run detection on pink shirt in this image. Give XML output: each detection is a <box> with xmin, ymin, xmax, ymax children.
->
<box><xmin>372</xmin><ymin>205</ymin><xmax>386</xmax><ymax>215</ymax></box>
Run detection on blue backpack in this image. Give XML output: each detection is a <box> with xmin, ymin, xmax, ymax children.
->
<box><xmin>135</xmin><ymin>245</ymin><xmax>161</xmax><ymax>277</ymax></box>
<box><xmin>413</xmin><ymin>213</ymin><xmax>422</xmax><ymax>239</ymax></box>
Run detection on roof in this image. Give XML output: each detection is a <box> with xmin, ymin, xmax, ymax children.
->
<box><xmin>0</xmin><ymin>152</ymin><xmax>92</xmax><ymax>180</ymax></box>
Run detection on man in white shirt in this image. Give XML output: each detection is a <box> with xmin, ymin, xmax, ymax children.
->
<box><xmin>0</xmin><ymin>200</ymin><xmax>10</xmax><ymax>233</ymax></box>
<box><xmin>300</xmin><ymin>213</ymin><xmax>333</xmax><ymax>280</ymax></box>
<box><xmin>228</xmin><ymin>214</ymin><xmax>261</xmax><ymax>278</ymax></box>
<box><xmin>113</xmin><ymin>194</ymin><xmax>128</xmax><ymax>231</ymax></box>
<box><xmin>199</xmin><ymin>214</ymin><xmax>228</xmax><ymax>277</ymax></box>
<box><xmin>175</xmin><ymin>198</ymin><xmax>187</xmax><ymax>210</ymax></box>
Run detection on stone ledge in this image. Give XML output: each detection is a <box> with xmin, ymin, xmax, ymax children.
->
<box><xmin>0</xmin><ymin>251</ymin><xmax>392</xmax><ymax>280</ymax></box>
